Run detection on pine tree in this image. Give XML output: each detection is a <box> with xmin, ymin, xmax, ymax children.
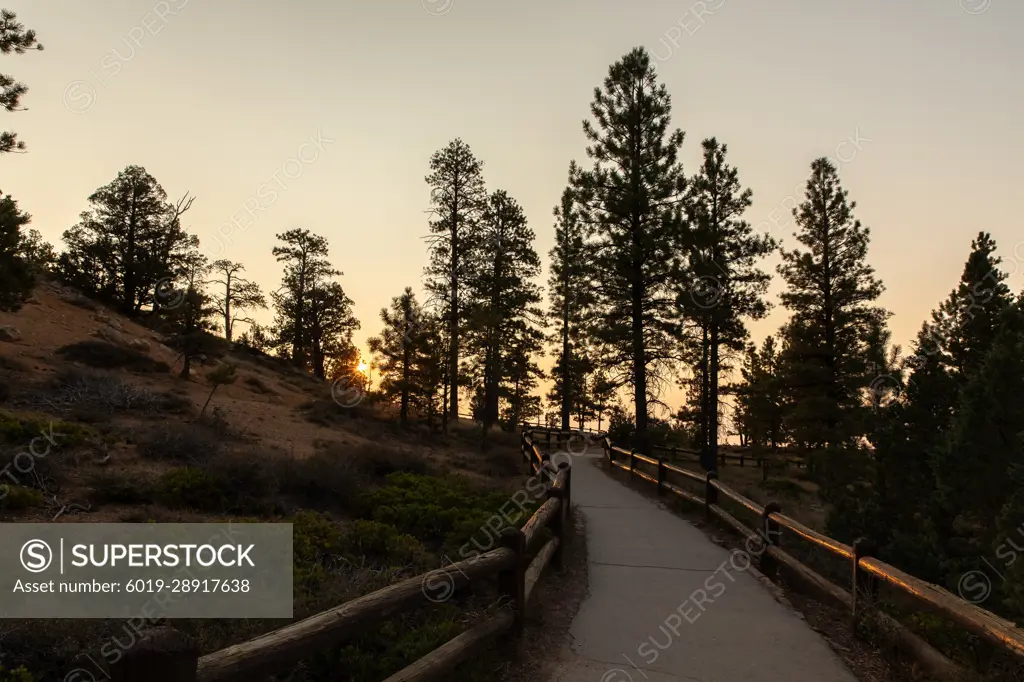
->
<box><xmin>502</xmin><ymin>321</ymin><xmax>545</xmax><ymax>428</ymax></box>
<box><xmin>210</xmin><ymin>260</ymin><xmax>267</xmax><ymax>343</ymax></box>
<box><xmin>573</xmin><ymin>47</ymin><xmax>687</xmax><ymax>455</ymax></box>
<box><xmin>165</xmin><ymin>253</ymin><xmax>217</xmax><ymax>379</ymax></box>
<box><xmin>464</xmin><ymin>189</ymin><xmax>542</xmax><ymax>430</ymax></box>
<box><xmin>738</xmin><ymin>336</ymin><xmax>786</xmax><ymax>456</ymax></box>
<box><xmin>547</xmin><ymin>166</ymin><xmax>596</xmax><ymax>430</ymax></box>
<box><xmin>305</xmin><ymin>264</ymin><xmax>358</xmax><ymax>380</ymax></box>
<box><xmin>238</xmin><ymin>323</ymin><xmax>271</xmax><ymax>354</ymax></box>
<box><xmin>413</xmin><ymin>313</ymin><xmax>447</xmax><ymax>431</ymax></box>
<box><xmin>0</xmin><ymin>190</ymin><xmax>33</xmax><ymax>311</ymax></box>
<box><xmin>271</xmin><ymin>228</ymin><xmax>356</xmax><ymax>373</ymax></box>
<box><xmin>590</xmin><ymin>370</ymin><xmax>615</xmax><ymax>433</ymax></box>
<box><xmin>939</xmin><ymin>299</ymin><xmax>1024</xmax><ymax>588</ymax></box>
<box><xmin>777</xmin><ymin>157</ymin><xmax>887</xmax><ymax>485</ymax></box>
<box><xmin>58</xmin><ymin>166</ymin><xmax>196</xmax><ymax>315</ymax></box>
<box><xmin>369</xmin><ymin>287</ymin><xmax>428</xmax><ymax>427</ymax></box>
<box><xmin>682</xmin><ymin>138</ymin><xmax>775</xmax><ymax>470</ymax></box>
<box><xmin>883</xmin><ymin>234</ymin><xmax>1014</xmax><ymax>573</ymax></box>
<box><xmin>424</xmin><ymin>139</ymin><xmax>487</xmax><ymax>423</ymax></box>
<box><xmin>1</xmin><ymin>9</ymin><xmax>43</xmax><ymax>154</ymax></box>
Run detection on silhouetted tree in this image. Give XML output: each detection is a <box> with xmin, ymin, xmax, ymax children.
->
<box><xmin>369</xmin><ymin>287</ymin><xmax>430</xmax><ymax>427</ymax></box>
<box><xmin>776</xmin><ymin>158</ymin><xmax>887</xmax><ymax>487</ymax></box>
<box><xmin>165</xmin><ymin>253</ymin><xmax>217</xmax><ymax>379</ymax></box>
<box><xmin>424</xmin><ymin>139</ymin><xmax>487</xmax><ymax>423</ymax></box>
<box><xmin>547</xmin><ymin>166</ymin><xmax>596</xmax><ymax>430</ymax></box>
<box><xmin>59</xmin><ymin>166</ymin><xmax>197</xmax><ymax>316</ymax></box>
<box><xmin>681</xmin><ymin>138</ymin><xmax>775</xmax><ymax>469</ymax></box>
<box><xmin>210</xmin><ymin>260</ymin><xmax>266</xmax><ymax>343</ymax></box>
<box><xmin>464</xmin><ymin>189</ymin><xmax>542</xmax><ymax>430</ymax></box>
<box><xmin>573</xmin><ymin>47</ymin><xmax>687</xmax><ymax>455</ymax></box>
<box><xmin>0</xmin><ymin>190</ymin><xmax>33</xmax><ymax>311</ymax></box>
<box><xmin>1</xmin><ymin>9</ymin><xmax>43</xmax><ymax>154</ymax></box>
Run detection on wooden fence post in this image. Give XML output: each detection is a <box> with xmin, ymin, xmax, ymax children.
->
<box><xmin>629</xmin><ymin>449</ymin><xmax>636</xmax><ymax>478</ymax></box>
<box><xmin>498</xmin><ymin>528</ymin><xmax>526</xmax><ymax>637</ymax></box>
<box><xmin>558</xmin><ymin>461</ymin><xmax>572</xmax><ymax>515</ymax></box>
<box><xmin>670</xmin><ymin>444</ymin><xmax>677</xmax><ymax>462</ymax></box>
<box><xmin>547</xmin><ymin>486</ymin><xmax>565</xmax><ymax>572</ymax></box>
<box><xmin>657</xmin><ymin>457</ymin><xmax>665</xmax><ymax>496</ymax></box>
<box><xmin>760</xmin><ymin>501</ymin><xmax>782</xmax><ymax>578</ymax></box>
<box><xmin>704</xmin><ymin>471</ymin><xmax>718</xmax><ymax>521</ymax></box>
<box><xmin>110</xmin><ymin>626</ymin><xmax>198</xmax><ymax>682</ymax></box>
<box><xmin>604</xmin><ymin>438</ymin><xmax>613</xmax><ymax>466</ymax></box>
<box><xmin>851</xmin><ymin>537</ymin><xmax>877</xmax><ymax>632</ymax></box>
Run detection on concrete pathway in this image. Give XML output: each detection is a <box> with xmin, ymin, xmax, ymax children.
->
<box><xmin>548</xmin><ymin>452</ymin><xmax>858</xmax><ymax>682</ymax></box>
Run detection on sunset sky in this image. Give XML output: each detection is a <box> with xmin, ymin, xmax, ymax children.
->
<box><xmin>4</xmin><ymin>0</ymin><xmax>1022</xmax><ymax>419</ymax></box>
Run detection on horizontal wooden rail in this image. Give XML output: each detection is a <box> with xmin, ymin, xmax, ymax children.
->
<box><xmin>710</xmin><ymin>478</ymin><xmax>764</xmax><ymax>518</ymax></box>
<box><xmin>771</xmin><ymin>511</ymin><xmax>853</xmax><ymax>560</ymax></box>
<box><xmin>858</xmin><ymin>557</ymin><xmax>1024</xmax><ymax>661</ymax></box>
<box><xmin>663</xmin><ymin>461</ymin><xmax>704</xmax><ymax>484</ymax></box>
<box><xmin>381</xmin><ymin>611</ymin><xmax>515</xmax><ymax>682</ymax></box>
<box><xmin>600</xmin><ymin>434</ymin><xmax>1024</xmax><ymax>677</ymax></box>
<box><xmin>521</xmin><ymin>497</ymin><xmax>559</xmax><ymax>552</ymax></box>
<box><xmin>197</xmin><ymin>549</ymin><xmax>515</xmax><ymax>681</ymax></box>
<box><xmin>111</xmin><ymin>437</ymin><xmax>573</xmax><ymax>681</ymax></box>
<box><xmin>525</xmin><ymin>538</ymin><xmax>560</xmax><ymax>602</ymax></box>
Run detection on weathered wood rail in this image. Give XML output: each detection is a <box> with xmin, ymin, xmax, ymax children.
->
<box><xmin>105</xmin><ymin>433</ymin><xmax>572</xmax><ymax>682</ymax></box>
<box><xmin>646</xmin><ymin>443</ymin><xmax>807</xmax><ymax>471</ymax></box>
<box><xmin>537</xmin><ymin>427</ymin><xmax>1024</xmax><ymax>682</ymax></box>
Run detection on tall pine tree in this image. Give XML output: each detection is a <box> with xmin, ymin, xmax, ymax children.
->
<box><xmin>547</xmin><ymin>166</ymin><xmax>596</xmax><ymax>430</ymax></box>
<box><xmin>424</xmin><ymin>139</ymin><xmax>487</xmax><ymax>424</ymax></box>
<box><xmin>682</xmin><ymin>138</ymin><xmax>775</xmax><ymax>470</ymax></box>
<box><xmin>464</xmin><ymin>189</ymin><xmax>542</xmax><ymax>431</ymax></box>
<box><xmin>777</xmin><ymin>158</ymin><xmax>887</xmax><ymax>486</ymax></box>
<box><xmin>573</xmin><ymin>47</ymin><xmax>687</xmax><ymax>455</ymax></box>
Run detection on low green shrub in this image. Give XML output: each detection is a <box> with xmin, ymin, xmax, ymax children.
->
<box><xmin>87</xmin><ymin>471</ymin><xmax>154</xmax><ymax>505</ymax></box>
<box><xmin>0</xmin><ymin>411</ymin><xmax>96</xmax><ymax>448</ymax></box>
<box><xmin>342</xmin><ymin>520</ymin><xmax>425</xmax><ymax>566</ymax></box>
<box><xmin>0</xmin><ymin>665</ymin><xmax>34</xmax><ymax>682</ymax></box>
<box><xmin>0</xmin><ymin>485</ymin><xmax>44</xmax><ymax>510</ymax></box>
<box><xmin>361</xmin><ymin>473</ymin><xmax>525</xmax><ymax>551</ymax></box>
<box><xmin>156</xmin><ymin>468</ymin><xmax>227</xmax><ymax>511</ymax></box>
<box><xmin>292</xmin><ymin>510</ymin><xmax>345</xmax><ymax>597</ymax></box>
<box><xmin>205</xmin><ymin>449</ymin><xmax>281</xmax><ymax>515</ymax></box>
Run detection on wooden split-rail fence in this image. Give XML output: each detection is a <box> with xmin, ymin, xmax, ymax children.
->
<box><xmin>101</xmin><ymin>432</ymin><xmax>570</xmax><ymax>682</ymax></box>
<box><xmin>527</xmin><ymin>426</ymin><xmax>1024</xmax><ymax>682</ymax></box>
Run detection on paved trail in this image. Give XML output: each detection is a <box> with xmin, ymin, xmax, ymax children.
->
<box><xmin>548</xmin><ymin>452</ymin><xmax>858</xmax><ymax>682</ymax></box>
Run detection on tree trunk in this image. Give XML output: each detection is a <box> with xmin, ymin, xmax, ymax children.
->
<box><xmin>560</xmin><ymin>277</ymin><xmax>571</xmax><ymax>432</ymax></box>
<box><xmin>441</xmin><ymin>372</ymin><xmax>450</xmax><ymax>433</ymax></box>
<box><xmin>224</xmin><ymin>272</ymin><xmax>233</xmax><ymax>343</ymax></box>
<box><xmin>700</xmin><ymin>322</ymin><xmax>712</xmax><ymax>470</ymax></box>
<box><xmin>400</xmin><ymin>309</ymin><xmax>410</xmax><ymax>427</ymax></box>
<box><xmin>709</xmin><ymin>321</ymin><xmax>720</xmax><ymax>470</ymax></box>
<box><xmin>449</xmin><ymin>191</ymin><xmax>461</xmax><ymax>420</ymax></box>
<box><xmin>631</xmin><ymin>282</ymin><xmax>648</xmax><ymax>455</ymax></box>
